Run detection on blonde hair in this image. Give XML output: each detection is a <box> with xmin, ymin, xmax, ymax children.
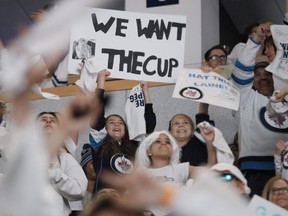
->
<box><xmin>262</xmin><ymin>176</ymin><xmax>288</xmax><ymax>200</ymax></box>
<box><xmin>135</xmin><ymin>131</ymin><xmax>180</xmax><ymax>168</ymax></box>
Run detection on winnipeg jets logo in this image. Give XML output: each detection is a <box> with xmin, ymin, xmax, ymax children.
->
<box><xmin>117</xmin><ymin>156</ymin><xmax>132</xmax><ymax>173</ymax></box>
<box><xmin>260</xmin><ymin>107</ymin><xmax>288</xmax><ymax>132</ymax></box>
<box><xmin>110</xmin><ymin>153</ymin><xmax>133</xmax><ymax>174</ymax></box>
<box><xmin>268</xmin><ymin>114</ymin><xmax>287</xmax><ymax>127</ymax></box>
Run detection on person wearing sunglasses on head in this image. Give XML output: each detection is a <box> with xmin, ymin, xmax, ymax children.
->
<box><xmin>262</xmin><ymin>176</ymin><xmax>288</xmax><ymax>210</ymax></box>
<box><xmin>211</xmin><ymin>163</ymin><xmax>251</xmax><ymax>198</ymax></box>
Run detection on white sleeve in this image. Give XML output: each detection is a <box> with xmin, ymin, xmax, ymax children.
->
<box><xmin>232</xmin><ymin>38</ymin><xmax>261</xmax><ymax>89</ymax></box>
<box><xmin>0</xmin><ymin>119</ymin><xmax>61</xmax><ymax>216</ymax></box>
<box><xmin>274</xmin><ymin>154</ymin><xmax>283</xmax><ymax>176</ymax></box>
<box><xmin>49</xmin><ymin>153</ymin><xmax>88</xmax><ymax>201</ymax></box>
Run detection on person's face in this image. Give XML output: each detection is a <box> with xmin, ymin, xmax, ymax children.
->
<box><xmin>207</xmin><ymin>49</ymin><xmax>227</xmax><ymax>69</ymax></box>
<box><xmin>252</xmin><ymin>67</ymin><xmax>273</xmax><ymax>96</ymax></box>
<box><xmin>220</xmin><ymin>172</ymin><xmax>245</xmax><ymax>194</ymax></box>
<box><xmin>106</xmin><ymin>116</ymin><xmax>125</xmax><ymax>142</ymax></box>
<box><xmin>170</xmin><ymin>115</ymin><xmax>193</xmax><ymax>143</ymax></box>
<box><xmin>38</xmin><ymin>114</ymin><xmax>59</xmax><ymax>134</ymax></box>
<box><xmin>269</xmin><ymin>179</ymin><xmax>288</xmax><ymax>210</ymax></box>
<box><xmin>85</xmin><ymin>160</ymin><xmax>96</xmax><ymax>180</ymax></box>
<box><xmin>149</xmin><ymin>134</ymin><xmax>173</xmax><ymax>161</ymax></box>
<box><xmin>264</xmin><ymin>44</ymin><xmax>276</xmax><ymax>63</ymax></box>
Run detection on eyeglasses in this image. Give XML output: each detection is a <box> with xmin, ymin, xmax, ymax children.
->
<box><xmin>221</xmin><ymin>173</ymin><xmax>239</xmax><ymax>182</ymax></box>
<box><xmin>208</xmin><ymin>55</ymin><xmax>227</xmax><ymax>61</ymax></box>
<box><xmin>270</xmin><ymin>187</ymin><xmax>288</xmax><ymax>195</ymax></box>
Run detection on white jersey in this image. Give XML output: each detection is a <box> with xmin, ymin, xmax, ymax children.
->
<box><xmin>232</xmin><ymin>38</ymin><xmax>288</xmax><ymax>171</ymax></box>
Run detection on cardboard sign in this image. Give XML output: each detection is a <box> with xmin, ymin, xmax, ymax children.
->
<box><xmin>147</xmin><ymin>0</ymin><xmax>179</xmax><ymax>8</ymax></box>
<box><xmin>172</xmin><ymin>69</ymin><xmax>240</xmax><ymax>111</ymax></box>
<box><xmin>68</xmin><ymin>8</ymin><xmax>186</xmax><ymax>83</ymax></box>
<box><xmin>248</xmin><ymin>195</ymin><xmax>288</xmax><ymax>216</ymax></box>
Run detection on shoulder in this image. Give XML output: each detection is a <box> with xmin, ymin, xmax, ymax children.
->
<box><xmin>59</xmin><ymin>151</ymin><xmax>80</xmax><ymax>167</ymax></box>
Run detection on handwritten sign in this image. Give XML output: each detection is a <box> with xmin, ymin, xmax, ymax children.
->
<box><xmin>68</xmin><ymin>8</ymin><xmax>186</xmax><ymax>83</ymax></box>
<box><xmin>172</xmin><ymin>69</ymin><xmax>240</xmax><ymax>111</ymax></box>
<box><xmin>248</xmin><ymin>195</ymin><xmax>288</xmax><ymax>216</ymax></box>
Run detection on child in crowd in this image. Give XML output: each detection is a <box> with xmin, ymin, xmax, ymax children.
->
<box><xmin>90</xmin><ymin>70</ymin><xmax>156</xmax><ymax>193</ymax></box>
<box><xmin>135</xmin><ymin>129</ymin><xmax>216</xmax><ymax>216</ymax></box>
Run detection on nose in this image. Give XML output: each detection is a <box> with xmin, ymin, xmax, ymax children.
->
<box><xmin>46</xmin><ymin>119</ymin><xmax>51</xmax><ymax>123</ymax></box>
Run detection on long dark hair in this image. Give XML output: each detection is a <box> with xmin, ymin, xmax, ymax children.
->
<box><xmin>98</xmin><ymin>114</ymin><xmax>137</xmax><ymax>159</ymax></box>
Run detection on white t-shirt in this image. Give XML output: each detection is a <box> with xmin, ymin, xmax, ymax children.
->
<box><xmin>144</xmin><ymin>163</ymin><xmax>190</xmax><ymax>216</ymax></box>
<box><xmin>146</xmin><ymin>162</ymin><xmax>189</xmax><ymax>186</ymax></box>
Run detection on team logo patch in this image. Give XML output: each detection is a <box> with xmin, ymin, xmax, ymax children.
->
<box><xmin>110</xmin><ymin>153</ymin><xmax>133</xmax><ymax>174</ymax></box>
<box><xmin>179</xmin><ymin>87</ymin><xmax>203</xmax><ymax>100</ymax></box>
<box><xmin>260</xmin><ymin>107</ymin><xmax>288</xmax><ymax>132</ymax></box>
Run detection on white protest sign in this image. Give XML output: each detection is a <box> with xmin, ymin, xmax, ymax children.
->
<box><xmin>172</xmin><ymin>68</ymin><xmax>240</xmax><ymax>111</ymax></box>
<box><xmin>68</xmin><ymin>8</ymin><xmax>186</xmax><ymax>83</ymax></box>
<box><xmin>248</xmin><ymin>195</ymin><xmax>288</xmax><ymax>216</ymax></box>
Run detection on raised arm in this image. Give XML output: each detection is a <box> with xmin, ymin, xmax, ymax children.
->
<box><xmin>232</xmin><ymin>23</ymin><xmax>271</xmax><ymax>90</ymax></box>
<box><xmin>141</xmin><ymin>82</ymin><xmax>156</xmax><ymax>134</ymax></box>
<box><xmin>89</xmin><ymin>70</ymin><xmax>110</xmax><ymax>150</ymax></box>
<box><xmin>199</xmin><ymin>125</ymin><xmax>217</xmax><ymax>166</ymax></box>
<box><xmin>274</xmin><ymin>140</ymin><xmax>286</xmax><ymax>176</ymax></box>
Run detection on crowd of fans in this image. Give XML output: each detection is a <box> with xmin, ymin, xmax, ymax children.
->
<box><xmin>1</xmin><ymin>1</ymin><xmax>288</xmax><ymax>216</ymax></box>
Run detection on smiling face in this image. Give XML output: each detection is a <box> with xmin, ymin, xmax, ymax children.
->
<box><xmin>252</xmin><ymin>67</ymin><xmax>274</xmax><ymax>96</ymax></box>
<box><xmin>170</xmin><ymin>114</ymin><xmax>194</xmax><ymax>146</ymax></box>
<box><xmin>269</xmin><ymin>179</ymin><xmax>288</xmax><ymax>210</ymax></box>
<box><xmin>105</xmin><ymin>115</ymin><xmax>126</xmax><ymax>142</ymax></box>
<box><xmin>38</xmin><ymin>113</ymin><xmax>59</xmax><ymax>135</ymax></box>
<box><xmin>149</xmin><ymin>134</ymin><xmax>173</xmax><ymax>162</ymax></box>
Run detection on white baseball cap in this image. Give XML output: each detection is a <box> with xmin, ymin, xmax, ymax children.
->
<box><xmin>211</xmin><ymin>163</ymin><xmax>251</xmax><ymax>195</ymax></box>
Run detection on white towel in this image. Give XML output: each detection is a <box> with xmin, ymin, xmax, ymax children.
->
<box><xmin>75</xmin><ymin>59</ymin><xmax>99</xmax><ymax>93</ymax></box>
<box><xmin>266</xmin><ymin>25</ymin><xmax>288</xmax><ymax>79</ymax></box>
<box><xmin>125</xmin><ymin>84</ymin><xmax>146</xmax><ymax>141</ymax></box>
<box><xmin>32</xmin><ymin>85</ymin><xmax>60</xmax><ymax>100</ymax></box>
<box><xmin>196</xmin><ymin>121</ymin><xmax>234</xmax><ymax>164</ymax></box>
